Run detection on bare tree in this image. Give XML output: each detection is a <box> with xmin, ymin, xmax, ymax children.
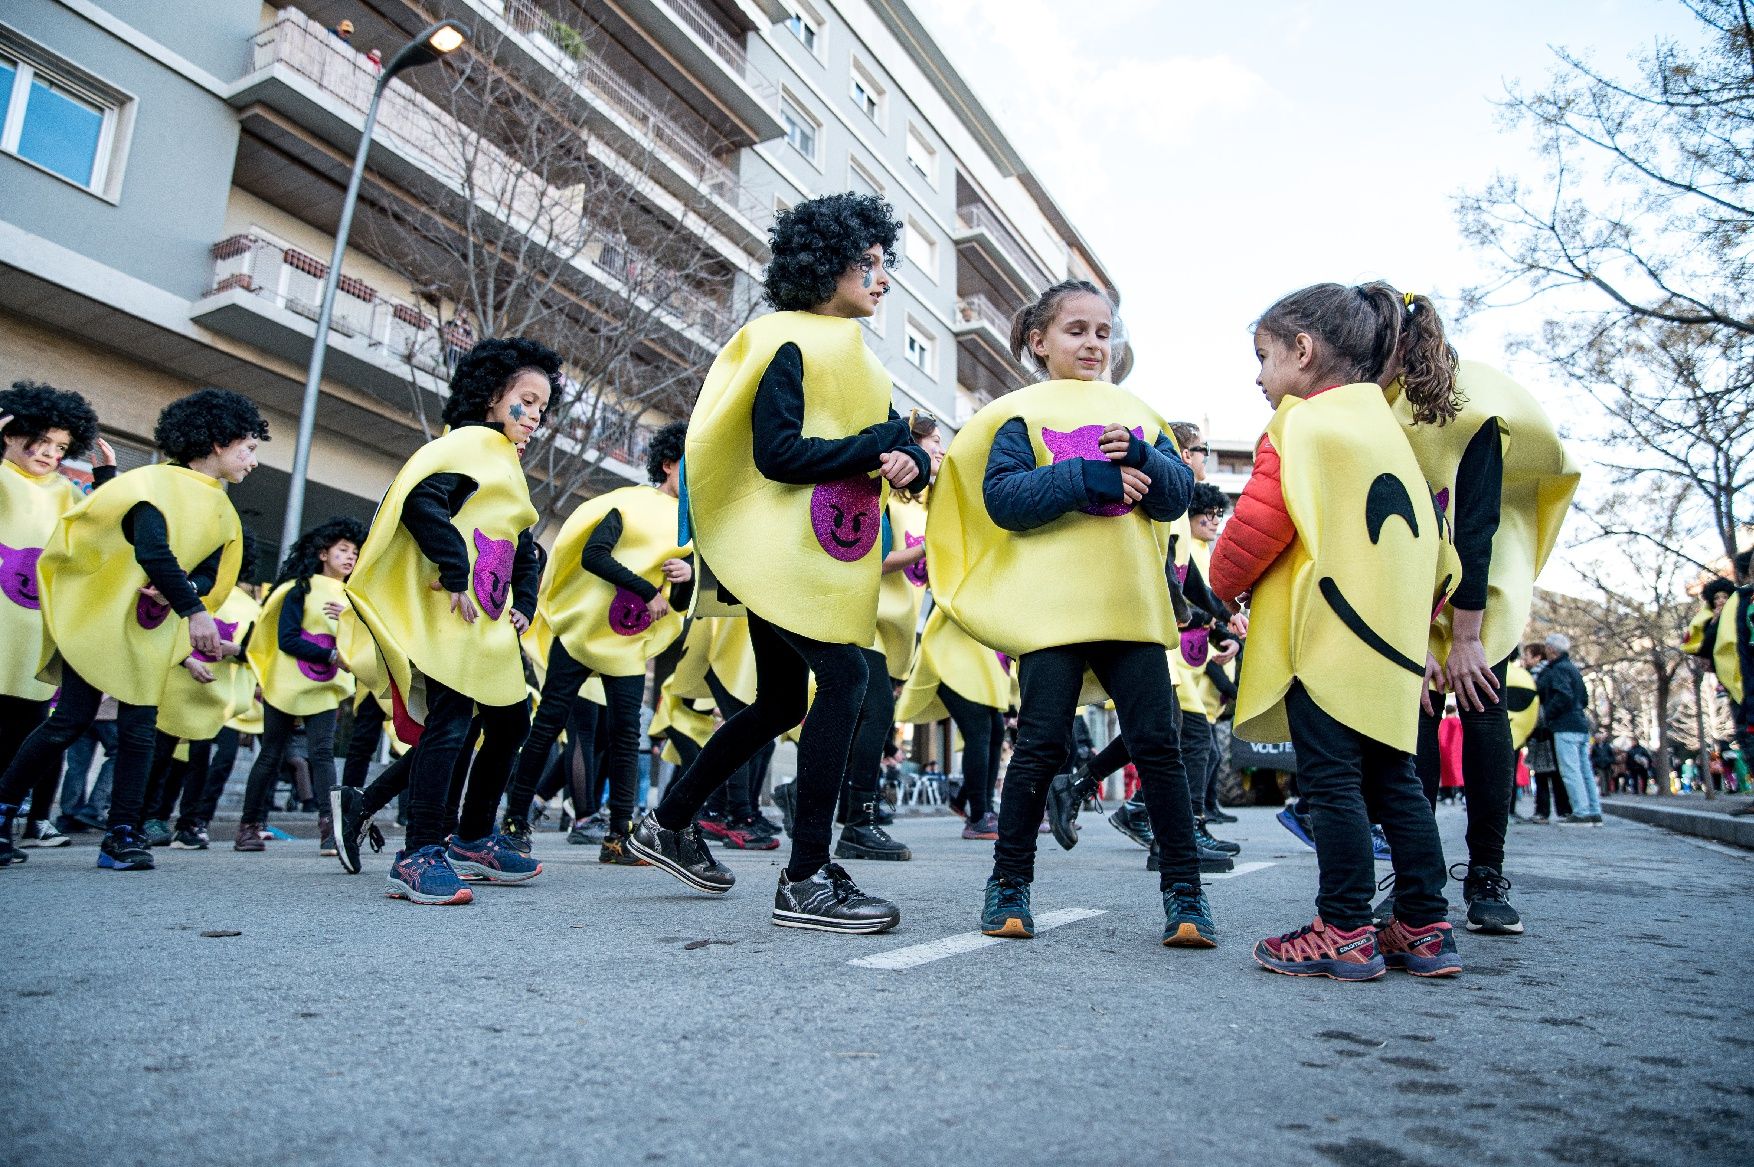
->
<box><xmin>1457</xmin><ymin>0</ymin><xmax>1754</xmax><ymax>562</ymax></box>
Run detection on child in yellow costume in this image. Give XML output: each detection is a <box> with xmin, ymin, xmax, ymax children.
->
<box><xmin>928</xmin><ymin>280</ymin><xmax>1209</xmax><ymax>947</ymax></box>
<box><xmin>1211</xmin><ymin>281</ymin><xmax>1461</xmax><ymax>981</ymax></box>
<box><xmin>676</xmin><ymin>613</ymin><xmax>780</xmax><ymax>850</ymax></box>
<box><xmin>235</xmin><ymin>517</ymin><xmax>365</xmax><ymax>856</ymax></box>
<box><xmin>894</xmin><ymin>605</ymin><xmax>1011</xmax><ymax>840</ymax></box>
<box><xmin>1375</xmin><ymin>309</ymin><xmax>1580</xmax><ymax>936</ymax></box>
<box><xmin>504</xmin><ymin>421</ymin><xmax>692</xmax><ymax>866</ymax></box>
<box><xmin>337</xmin><ymin>338</ymin><xmax>552</xmax><ymax>904</ymax></box>
<box><xmin>0</xmin><ymin>383</ymin><xmax>115</xmax><ymax>853</ymax></box>
<box><xmin>631</xmin><ymin>194</ymin><xmax>927</xmax><ymax>935</ymax></box>
<box><xmin>0</xmin><ymin>389</ymin><xmax>260</xmax><ymax>872</ymax></box>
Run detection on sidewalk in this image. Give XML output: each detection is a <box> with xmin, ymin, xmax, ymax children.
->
<box><xmin>1603</xmin><ymin>793</ymin><xmax>1754</xmax><ymax>850</ymax></box>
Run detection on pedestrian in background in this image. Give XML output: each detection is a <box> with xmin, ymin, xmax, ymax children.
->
<box><xmin>1537</xmin><ymin>633</ymin><xmax>1600</xmax><ymax>825</ymax></box>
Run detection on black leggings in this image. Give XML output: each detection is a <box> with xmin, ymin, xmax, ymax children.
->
<box><xmin>938</xmin><ymin>685</ymin><xmax>1003</xmax><ymax>822</ymax></box>
<box><xmin>241</xmin><ymin>704</ymin><xmax>338</xmax><ymax>823</ymax></box>
<box><xmin>506</xmin><ymin>640</ymin><xmax>643</xmax><ymax>832</ymax></box>
<box><xmin>1415</xmin><ymin>656</ymin><xmax>1514</xmax><ymax>872</ymax></box>
<box><xmin>0</xmin><ymin>666</ymin><xmax>156</xmax><ymax>831</ymax></box>
<box><xmin>0</xmin><ymin>695</ymin><xmax>51</xmax><ymax>823</ymax></box>
<box><xmin>1081</xmin><ymin>706</ymin><xmax>1214</xmax><ymax>823</ymax></box>
<box><xmin>341</xmin><ymin>698</ymin><xmax>385</xmax><ymax>790</ymax></box>
<box><xmin>842</xmin><ymin>649</ymin><xmax>894</xmax><ymax>804</ymax></box>
<box><xmin>404</xmin><ymin>678</ymin><xmax>528</xmax><ymax>850</ymax></box>
<box><xmin>656</xmin><ymin>612</ymin><xmax>870</xmax><ymax>880</ymax></box>
<box><xmin>703</xmin><ymin>670</ymin><xmax>770</xmax><ymax>820</ymax></box>
<box><xmin>996</xmin><ymin>642</ymin><xmax>1198</xmax><ymax>891</ymax></box>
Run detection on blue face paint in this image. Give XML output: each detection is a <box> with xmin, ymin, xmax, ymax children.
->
<box><xmin>861</xmin><ymin>268</ymin><xmax>875</xmax><ymax>289</ymax></box>
<box><xmin>509</xmin><ymin>403</ymin><xmax>525</xmax><ymax>421</ymax></box>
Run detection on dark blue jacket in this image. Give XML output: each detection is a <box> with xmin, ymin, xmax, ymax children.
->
<box><xmin>1534</xmin><ymin>651</ymin><xmax>1591</xmax><ymax>734</ymax></box>
<box><xmin>982</xmin><ymin>418</ymin><xmax>1192</xmax><ymax>532</ymax></box>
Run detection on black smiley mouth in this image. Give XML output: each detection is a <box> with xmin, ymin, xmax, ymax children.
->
<box><xmin>828</xmin><ymin>507</ymin><xmax>865</xmax><ymax>548</ymax></box>
<box><xmin>1318</xmin><ymin>577</ymin><xmax>1424</xmax><ymax>676</ymax></box>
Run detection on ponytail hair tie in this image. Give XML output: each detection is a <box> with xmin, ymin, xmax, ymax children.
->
<box><xmin>1403</xmin><ymin>291</ymin><xmax>1417</xmax><ymax>311</ymax></box>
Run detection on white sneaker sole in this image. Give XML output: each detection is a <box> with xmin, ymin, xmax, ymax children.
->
<box><xmin>627</xmin><ymin>835</ymin><xmax>734</xmax><ymax>894</ymax></box>
<box><xmin>330</xmin><ymin>788</ymin><xmax>360</xmax><ymax>874</ymax></box>
<box><xmin>771</xmin><ymin>908</ymin><xmax>899</xmax><ymax>934</ymax></box>
<box><xmin>19</xmin><ymin>837</ymin><xmax>69</xmax><ymax>848</ymax></box>
<box><xmin>384</xmin><ymin>874</ymin><xmax>472</xmax><ymax>904</ymax></box>
<box><xmin>449</xmin><ymin>858</ymin><xmax>541</xmax><ymax>884</ymax></box>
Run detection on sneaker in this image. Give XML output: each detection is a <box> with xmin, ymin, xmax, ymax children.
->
<box><xmin>1204</xmin><ymin>808</ymin><xmax>1239</xmax><ymax>825</ymax></box>
<box><xmin>773</xmin><ymin>862</ymin><xmax>900</xmax><ymax>934</ymax></box>
<box><xmin>961</xmin><ymin>811</ymin><xmax>999</xmax><ymax>840</ymax></box>
<box><xmin>567</xmin><ymin>809</ymin><xmax>610</xmax><ymax>846</ymax></box>
<box><xmin>317</xmin><ymin>811</ymin><xmax>338</xmax><ymax>857</ymax></box>
<box><xmin>695</xmin><ymin>810</ymin><xmax>733</xmax><ymax>844</ymax></box>
<box><xmin>233</xmin><ymin>821</ymin><xmax>266</xmax><ymax>852</ymax></box>
<box><xmin>170</xmin><ymin>825</ymin><xmax>208</xmax><ymax>850</ymax></box>
<box><xmin>1252</xmin><ymin>916</ymin><xmax>1384</xmax><ymax>981</ymax></box>
<box><xmin>1557</xmin><ymin>813</ymin><xmax>1599</xmax><ymax>827</ymax></box>
<box><xmin>1162</xmin><ymin>882</ymin><xmax>1218</xmax><ymax>948</ymax></box>
<box><xmin>628</xmin><ymin>812</ymin><xmax>735</xmax><ymax>894</ymax></box>
<box><xmin>330</xmin><ymin>787</ymin><xmax>381</xmax><ymax>875</ymax></box>
<box><xmin>1147</xmin><ymin>840</ymin><xmax>1234</xmax><ymax>874</ymax></box>
<box><xmin>0</xmin><ymin>803</ymin><xmax>15</xmax><ymax>867</ymax></box>
<box><xmin>727</xmin><ymin>818</ymin><xmax>784</xmax><ymax>851</ymax></box>
<box><xmin>1529</xmin><ymin>814</ymin><xmax>1551</xmax><ymax>824</ymax></box>
<box><xmin>1195</xmin><ymin>822</ymin><xmax>1241</xmax><ymax>855</ymax></box>
<box><xmin>981</xmin><ymin>875</ymin><xmax>1034</xmax><ymax>938</ymax></box>
<box><xmin>19</xmin><ymin>820</ymin><xmax>70</xmax><ymax>848</ymax></box>
<box><xmin>772</xmin><ymin>782</ymin><xmax>797</xmax><ymax>837</ymax></box>
<box><xmin>97</xmin><ymin>825</ymin><xmax>155</xmax><ymax>871</ymax></box>
<box><xmin>1456</xmin><ymin>864</ymin><xmax>1523</xmax><ymax>935</ymax></box>
<box><xmin>1108</xmin><ymin>801</ymin><xmax>1155</xmax><ymax>849</ymax></box>
<box><xmin>598</xmin><ymin>832</ymin><xmax>649</xmax><ymax>866</ymax></box>
<box><xmin>1276</xmin><ymin>806</ymin><xmax>1316</xmax><ymax>851</ymax></box>
<box><xmin>386</xmin><ymin>845</ymin><xmax>473</xmax><ymax>905</ymax></box>
<box><xmin>499</xmin><ymin>815</ymin><xmax>534</xmax><ymax>856</ymax></box>
<box><xmin>1045</xmin><ymin>766</ymin><xmax>1100</xmax><ymax>850</ymax></box>
<box><xmin>744</xmin><ymin>810</ymin><xmax>784</xmax><ymax>839</ymax></box>
<box><xmin>1377</xmin><ymin>916</ymin><xmax>1463</xmax><ymax>976</ymax></box>
<box><xmin>142</xmin><ymin>819</ymin><xmax>173</xmax><ymax>848</ymax></box>
<box><xmin>1370</xmin><ymin>824</ymin><xmax>1393</xmax><ymax>861</ymax></box>
<box><xmin>69</xmin><ymin>808</ymin><xmax>107</xmax><ymax>832</ymax></box>
<box><xmin>447</xmin><ymin>835</ymin><xmax>542</xmax><ymax>884</ymax></box>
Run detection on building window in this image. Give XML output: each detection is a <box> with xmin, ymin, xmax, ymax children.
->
<box><xmin>847</xmin><ymin>158</ymin><xmax>882</xmax><ymax>199</ymax></box>
<box><xmin>0</xmin><ymin>41</ymin><xmax>128</xmax><ymax>197</ymax></box>
<box><xmin>905</xmin><ymin>320</ymin><xmax>935</xmax><ymax>378</ymax></box>
<box><xmin>905</xmin><ymin>124</ymin><xmax>937</xmax><ymax>185</ymax></box>
<box><xmin>780</xmin><ymin>95</ymin><xmax>818</xmax><ymax>163</ymax></box>
<box><xmin>904</xmin><ymin>219</ymin><xmax>936</xmax><ymax>281</ymax></box>
<box><xmin>850</xmin><ymin>61</ymin><xmax>884</xmax><ymax>126</ymax></box>
<box><xmin>784</xmin><ymin>7</ymin><xmax>822</xmax><ymax>56</ymax></box>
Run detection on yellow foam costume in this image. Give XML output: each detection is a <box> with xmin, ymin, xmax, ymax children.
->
<box><xmin>248</xmin><ymin>573</ymin><xmax>356</xmax><ymax>718</ymax></box>
<box><xmin>37</xmin><ymin>464</ymin><xmax>242</xmax><ymax>707</ymax></box>
<box><xmin>872</xmin><ymin>495</ymin><xmax>928</xmax><ymax>680</ymax></box>
<box><xmin>159</xmin><ymin>585</ymin><xmax>262</xmax><ymax>741</ymax></box>
<box><xmin>895</xmin><ymin>605</ymin><xmax>1013</xmax><ymax>723</ymax></box>
<box><xmin>685</xmin><ymin>312</ymin><xmax>894</xmax><ymax>645</ymax></box>
<box><xmin>1235</xmin><ymin>384</ymin><xmax>1460</xmax><ymax>754</ymax></box>
<box><xmin>1392</xmin><ymin>362</ymin><xmax>1578</xmax><ymax>666</ymax></box>
<box><xmin>1505</xmin><ymin>660</ymin><xmax>1540</xmax><ymax>751</ymax></box>
<box><xmin>650</xmin><ymin>674</ymin><xmax>717</xmax><ymax>766</ymax></box>
<box><xmin>1170</xmin><ymin>528</ymin><xmax>1217</xmax><ymax>718</ymax></box>
<box><xmin>342</xmin><ymin>426</ymin><xmax>536</xmax><ymax>732</ymax></box>
<box><xmin>927</xmin><ymin>380</ymin><xmax>1179</xmax><ymax>660</ymax></box>
<box><xmin>528</xmin><ymin>485</ymin><xmax>688</xmax><ymax>678</ymax></box>
<box><xmin>0</xmin><ymin>461</ymin><xmax>87</xmax><ymax>701</ymax></box>
<box><xmin>1714</xmin><ymin>591</ymin><xmax>1747</xmax><ymax>705</ymax></box>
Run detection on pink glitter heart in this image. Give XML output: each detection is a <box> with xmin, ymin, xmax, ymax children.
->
<box><xmin>1040</xmin><ymin>425</ymin><xmax>1146</xmax><ymax>516</ymax></box>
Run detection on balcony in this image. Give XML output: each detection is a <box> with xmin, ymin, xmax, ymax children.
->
<box><xmin>954</xmin><ymin>204</ymin><xmax>1053</xmax><ymax>302</ymax></box>
<box><xmin>952</xmin><ymin>294</ymin><xmax>1029</xmax><ymax>403</ymax></box>
<box><xmin>231</xmin><ymin>12</ymin><xmax>743</xmax><ymax>347</ymax></box>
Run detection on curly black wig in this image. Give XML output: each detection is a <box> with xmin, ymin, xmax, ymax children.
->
<box><xmin>0</xmin><ymin>381</ymin><xmax>101</xmax><ymax>460</ymax></box>
<box><xmin>645</xmin><ymin>420</ymin><xmax>688</xmax><ymax>486</ymax></box>
<box><xmin>1189</xmin><ymin>482</ymin><xmax>1229</xmax><ymax>517</ymax></box>
<box><xmin>154</xmin><ymin>389</ymin><xmax>270</xmax><ymax>464</ymax></box>
<box><xmin>275</xmin><ymin>516</ymin><xmax>369</xmax><ymax>587</ymax></box>
<box><xmin>763</xmin><ymin>193</ymin><xmax>901</xmax><ymax>312</ymax></box>
<box><xmin>1703</xmin><ymin>576</ymin><xmax>1736</xmax><ymax>605</ymax></box>
<box><xmin>444</xmin><ymin>337</ymin><xmax>563</xmax><ymax>427</ymax></box>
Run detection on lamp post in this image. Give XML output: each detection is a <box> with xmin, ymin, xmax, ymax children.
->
<box><xmin>278</xmin><ymin>20</ymin><xmax>469</xmax><ymax>564</ymax></box>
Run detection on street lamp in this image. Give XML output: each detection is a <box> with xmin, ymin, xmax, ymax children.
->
<box><xmin>278</xmin><ymin>19</ymin><xmax>470</xmax><ymax>564</ymax></box>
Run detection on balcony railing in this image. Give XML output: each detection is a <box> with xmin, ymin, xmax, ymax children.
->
<box><xmin>954</xmin><ymin>294</ymin><xmax>1013</xmax><ymax>340</ymax></box>
<box><xmin>657</xmin><ymin>0</ymin><xmax>779</xmax><ymax>103</ymax></box>
<box><xmin>497</xmin><ymin>0</ymin><xmax>772</xmax><ymax>230</ymax></box>
<box><xmin>248</xmin><ymin>11</ymin><xmax>741</xmax><ymax>341</ymax></box>
<box><xmin>956</xmin><ymin>204</ymin><xmax>1053</xmax><ymax>293</ymax></box>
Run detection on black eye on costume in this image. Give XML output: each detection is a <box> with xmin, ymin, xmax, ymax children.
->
<box><xmin>1366</xmin><ymin>474</ymin><xmax>1419</xmax><ymax>545</ymax></box>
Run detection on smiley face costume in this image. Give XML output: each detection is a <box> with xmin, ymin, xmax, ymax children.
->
<box><xmin>0</xmin><ymin>459</ymin><xmax>93</xmax><ymax>705</ymax></box>
<box><xmin>894</xmin><ymin>604</ymin><xmax>1012</xmax><ymax>827</ymax></box>
<box><xmin>149</xmin><ymin>584</ymin><xmax>261</xmax><ymax>836</ymax></box>
<box><xmin>872</xmin><ymin>495</ymin><xmax>928</xmax><ymax>681</ymax></box>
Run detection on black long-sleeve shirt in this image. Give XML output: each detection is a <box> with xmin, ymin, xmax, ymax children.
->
<box><xmin>278</xmin><ymin>583</ymin><xmax>338</xmax><ymax>665</ymax></box>
<box><xmin>982</xmin><ymin>418</ymin><xmax>1193</xmax><ymax>533</ymax></box>
<box><xmin>400</xmin><ymin>454</ymin><xmax>540</xmax><ymax>618</ymax></box>
<box><xmin>122</xmin><ymin>502</ymin><xmax>223</xmax><ymax>617</ymax></box>
<box><xmin>750</xmin><ymin>342</ymin><xmax>929</xmax><ymax>485</ymax></box>
<box><xmin>1449</xmin><ymin>417</ymin><xmax>1505</xmax><ymax>612</ymax></box>
<box><xmin>580</xmin><ymin>509</ymin><xmax>657</xmax><ymax>602</ymax></box>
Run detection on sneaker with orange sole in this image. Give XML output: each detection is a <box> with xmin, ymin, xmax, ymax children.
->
<box><xmin>1253</xmin><ymin>916</ymin><xmax>1385</xmax><ymax>981</ymax></box>
<box><xmin>1376</xmin><ymin>917</ymin><xmax>1463</xmax><ymax>977</ymax></box>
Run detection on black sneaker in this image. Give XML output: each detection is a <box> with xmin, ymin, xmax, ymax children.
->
<box><xmin>628</xmin><ymin>813</ymin><xmax>735</xmax><ymax>894</ymax></box>
<box><xmin>981</xmin><ymin>875</ymin><xmax>1033</xmax><ymax>938</ymax></box>
<box><xmin>1045</xmin><ymin>765</ymin><xmax>1100</xmax><ymax>851</ymax></box>
<box><xmin>1148</xmin><ymin>840</ymin><xmax>1233</xmax><ymax>874</ymax></box>
<box><xmin>598</xmin><ymin>831</ymin><xmax>649</xmax><ymax>866</ymax></box>
<box><xmin>1162</xmin><ymin>882</ymin><xmax>1218</xmax><ymax>948</ymax></box>
<box><xmin>744</xmin><ymin>810</ymin><xmax>784</xmax><ymax>839</ymax></box>
<box><xmin>1456</xmin><ymin>863</ymin><xmax>1523</xmax><ymax>935</ymax></box>
<box><xmin>331</xmin><ymin>786</ymin><xmax>375</xmax><ymax>875</ymax></box>
<box><xmin>1108</xmin><ymin>801</ymin><xmax>1155</xmax><ymax>849</ymax></box>
<box><xmin>1204</xmin><ymin>808</ymin><xmax>1239</xmax><ymax>825</ymax></box>
<box><xmin>142</xmin><ymin>819</ymin><xmax>173</xmax><ymax>848</ymax></box>
<box><xmin>499</xmin><ymin>815</ymin><xmax>534</xmax><ymax>856</ymax></box>
<box><xmin>772</xmin><ymin>782</ymin><xmax>797</xmax><ymax>837</ymax></box>
<box><xmin>1195</xmin><ymin>822</ymin><xmax>1241</xmax><ymax>855</ymax></box>
<box><xmin>98</xmin><ymin>825</ymin><xmax>155</xmax><ymax>871</ymax></box>
<box><xmin>772</xmin><ymin>862</ymin><xmax>900</xmax><ymax>933</ymax></box>
<box><xmin>170</xmin><ymin>825</ymin><xmax>208</xmax><ymax>850</ymax></box>
<box><xmin>567</xmin><ymin>810</ymin><xmax>609</xmax><ymax>846</ymax></box>
<box><xmin>834</xmin><ymin>798</ymin><xmax>911</xmax><ymax>861</ymax></box>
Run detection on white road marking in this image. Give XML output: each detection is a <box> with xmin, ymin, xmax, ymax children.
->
<box><xmin>1204</xmin><ymin>861</ymin><xmax>1275</xmax><ymax>881</ymax></box>
<box><xmin>848</xmin><ymin>908</ymin><xmax>1106</xmax><ymax>971</ymax></box>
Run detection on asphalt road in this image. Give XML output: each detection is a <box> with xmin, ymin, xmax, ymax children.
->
<box><xmin>2</xmin><ymin>801</ymin><xmax>1750</xmax><ymax>1166</ymax></box>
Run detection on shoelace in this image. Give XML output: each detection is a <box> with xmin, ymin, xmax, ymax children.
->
<box><xmin>1451</xmin><ymin>862</ymin><xmax>1512</xmax><ymax>902</ymax></box>
<box><xmin>365</xmin><ymin>821</ymin><xmax>386</xmax><ymax>854</ymax></box>
<box><xmin>1167</xmin><ymin>885</ymin><xmax>1206</xmax><ymax>919</ymax></box>
<box><xmin>823</xmin><ymin>863</ymin><xmax>867</xmax><ymax>904</ymax></box>
<box><xmin>991</xmin><ymin>879</ymin><xmax>1029</xmax><ymax>912</ymax></box>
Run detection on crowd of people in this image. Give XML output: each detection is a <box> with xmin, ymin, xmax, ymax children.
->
<box><xmin>1</xmin><ymin>188</ymin><xmax>1656</xmax><ymax>982</ymax></box>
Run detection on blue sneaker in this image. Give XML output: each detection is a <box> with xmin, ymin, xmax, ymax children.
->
<box><xmin>447</xmin><ymin>834</ymin><xmax>542</xmax><ymax>884</ymax></box>
<box><xmin>386</xmin><ymin>845</ymin><xmax>473</xmax><ymax>904</ymax></box>
<box><xmin>97</xmin><ymin>825</ymin><xmax>155</xmax><ymax>871</ymax></box>
<box><xmin>1371</xmin><ymin>824</ymin><xmax>1393</xmax><ymax>862</ymax></box>
<box><xmin>1276</xmin><ymin>806</ymin><xmax>1316</xmax><ymax>851</ymax></box>
<box><xmin>981</xmin><ymin>875</ymin><xmax>1034</xmax><ymax>938</ymax></box>
<box><xmin>1162</xmin><ymin>882</ymin><xmax>1218</xmax><ymax>948</ymax></box>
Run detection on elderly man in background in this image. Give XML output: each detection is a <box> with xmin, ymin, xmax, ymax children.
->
<box><xmin>1537</xmin><ymin>633</ymin><xmax>1601</xmax><ymax>825</ymax></box>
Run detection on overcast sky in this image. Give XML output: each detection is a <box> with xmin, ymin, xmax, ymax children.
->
<box><xmin>920</xmin><ymin>0</ymin><xmax>1689</xmax><ymax>447</ymax></box>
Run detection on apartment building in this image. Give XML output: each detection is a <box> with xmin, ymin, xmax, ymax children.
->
<box><xmin>0</xmin><ymin>0</ymin><xmax>1114</xmax><ymax>538</ymax></box>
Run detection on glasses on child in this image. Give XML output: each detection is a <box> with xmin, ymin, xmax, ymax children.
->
<box><xmin>1185</xmin><ymin>444</ymin><xmax>1211</xmax><ymax>455</ymax></box>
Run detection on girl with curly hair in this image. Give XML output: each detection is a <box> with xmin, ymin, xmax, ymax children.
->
<box><xmin>0</xmin><ymin>382</ymin><xmax>115</xmax><ymax>851</ymax></box>
<box><xmin>337</xmin><ymin>337</ymin><xmax>551</xmax><ymax>903</ymax></box>
<box><xmin>0</xmin><ymin>387</ymin><xmax>262</xmax><ymax>871</ymax></box>
<box><xmin>630</xmin><ymin>192</ymin><xmax>928</xmax><ymax>934</ymax></box>
<box><xmin>230</xmin><ymin>516</ymin><xmax>367</xmax><ymax>855</ymax></box>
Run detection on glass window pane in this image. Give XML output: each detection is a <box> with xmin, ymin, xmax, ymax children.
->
<box><xmin>0</xmin><ymin>60</ymin><xmax>17</xmax><ymax>133</ymax></box>
<box><xmin>18</xmin><ymin>77</ymin><xmax>103</xmax><ymax>188</ymax></box>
